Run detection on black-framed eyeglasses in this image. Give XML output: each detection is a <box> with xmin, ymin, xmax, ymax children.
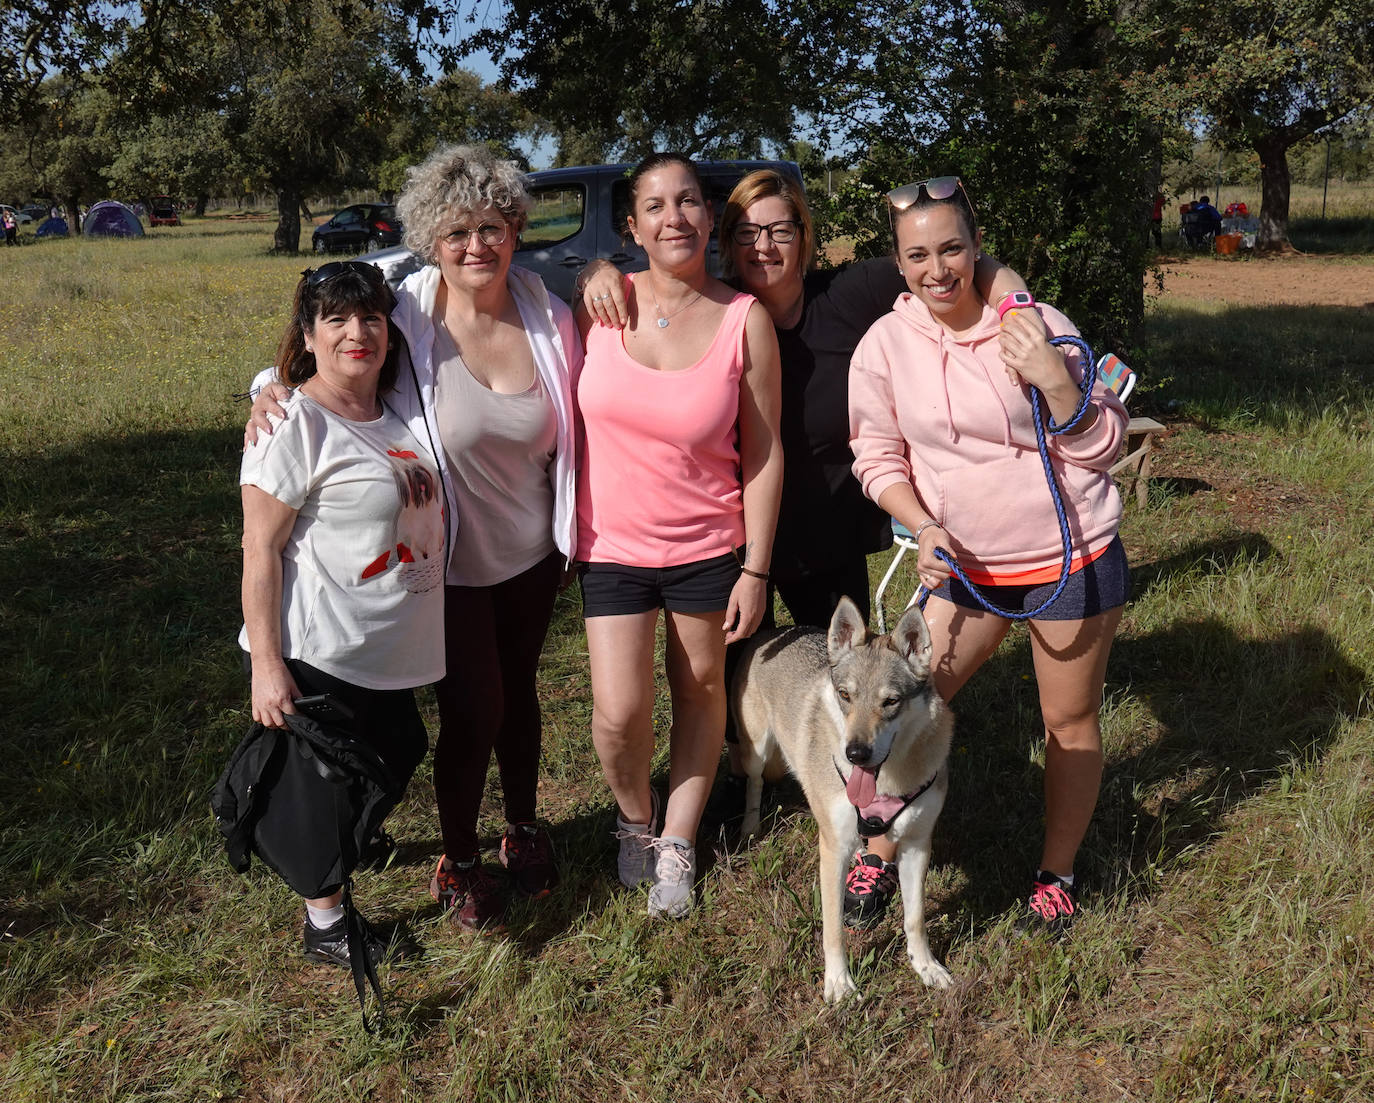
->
<box><xmin>302</xmin><ymin>260</ymin><xmax>385</xmax><ymax>287</ymax></box>
<box><xmin>440</xmin><ymin>220</ymin><xmax>509</xmax><ymax>249</ymax></box>
<box><xmin>729</xmin><ymin>219</ymin><xmax>801</xmax><ymax>246</ymax></box>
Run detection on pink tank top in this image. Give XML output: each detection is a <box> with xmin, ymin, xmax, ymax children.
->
<box><xmin>575</xmin><ymin>278</ymin><xmax>755</xmax><ymax>567</ymax></box>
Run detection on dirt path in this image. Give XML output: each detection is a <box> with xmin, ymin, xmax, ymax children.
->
<box><xmin>1157</xmin><ymin>253</ymin><xmax>1374</xmax><ymax>308</ymax></box>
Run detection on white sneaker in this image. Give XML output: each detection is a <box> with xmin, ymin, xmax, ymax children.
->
<box><xmin>613</xmin><ymin>789</ymin><xmax>660</xmax><ymax>888</ymax></box>
<box><xmin>648</xmin><ymin>836</ymin><xmax>696</xmax><ymax>919</ymax></box>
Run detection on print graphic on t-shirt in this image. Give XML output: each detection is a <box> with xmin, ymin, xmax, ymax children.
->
<box><xmin>361</xmin><ymin>448</ymin><xmax>445</xmax><ymax>592</ymax></box>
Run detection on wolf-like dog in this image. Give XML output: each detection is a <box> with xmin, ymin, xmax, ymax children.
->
<box><xmin>731</xmin><ymin>596</ymin><xmax>954</xmax><ymax>1001</ymax></box>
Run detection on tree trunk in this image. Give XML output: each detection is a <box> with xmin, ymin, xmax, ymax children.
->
<box><xmin>195</xmin><ymin>194</ymin><xmax>208</xmax><ymax>217</ymax></box>
<box><xmin>273</xmin><ymin>186</ymin><xmax>302</xmax><ymax>253</ymax></box>
<box><xmin>65</xmin><ymin>194</ymin><xmax>81</xmax><ymax>235</ymax></box>
<box><xmin>1254</xmin><ymin>134</ymin><xmax>1291</xmax><ymax>252</ymax></box>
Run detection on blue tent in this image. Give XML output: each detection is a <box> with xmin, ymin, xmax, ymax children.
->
<box><xmin>83</xmin><ymin>201</ymin><xmax>144</xmax><ymax>238</ymax></box>
<box><xmin>35</xmin><ymin>216</ymin><xmax>69</xmax><ymax>238</ymax></box>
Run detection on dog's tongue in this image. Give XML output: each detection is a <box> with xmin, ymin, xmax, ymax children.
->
<box><xmin>846</xmin><ymin>764</ymin><xmax>879</xmax><ymax>809</ymax></box>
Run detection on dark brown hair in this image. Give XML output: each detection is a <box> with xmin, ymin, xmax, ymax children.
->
<box><xmin>274</xmin><ymin>264</ymin><xmax>403</xmax><ymax>392</ymax></box>
<box><xmin>626</xmin><ymin>152</ymin><xmax>706</xmax><ymax>213</ymax></box>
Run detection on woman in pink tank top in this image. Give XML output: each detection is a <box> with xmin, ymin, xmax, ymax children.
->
<box><xmin>574</xmin><ymin>153</ymin><xmax>783</xmax><ymax>919</ymax></box>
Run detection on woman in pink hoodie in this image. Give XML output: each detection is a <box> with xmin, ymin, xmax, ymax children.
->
<box><xmin>846</xmin><ymin>177</ymin><xmax>1130</xmax><ymax>935</ymax></box>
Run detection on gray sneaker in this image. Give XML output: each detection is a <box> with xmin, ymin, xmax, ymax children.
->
<box><xmin>648</xmin><ymin>836</ymin><xmax>696</xmax><ymax>919</ymax></box>
<box><xmin>613</xmin><ymin>788</ymin><xmax>660</xmax><ymax>888</ymax></box>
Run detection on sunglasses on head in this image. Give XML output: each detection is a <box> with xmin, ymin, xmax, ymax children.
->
<box><xmin>301</xmin><ymin>260</ymin><xmax>386</xmax><ymax>287</ymax></box>
<box><xmin>886</xmin><ymin>177</ymin><xmax>977</xmax><ymax>216</ymax></box>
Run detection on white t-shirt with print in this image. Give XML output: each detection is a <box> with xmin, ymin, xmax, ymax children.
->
<box><xmin>239</xmin><ymin>390</ymin><xmax>445</xmax><ymax>689</ymax></box>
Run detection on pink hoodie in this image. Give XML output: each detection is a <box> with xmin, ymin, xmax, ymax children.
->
<box><xmin>849</xmin><ymin>293</ymin><xmax>1127</xmax><ymax>577</ymax></box>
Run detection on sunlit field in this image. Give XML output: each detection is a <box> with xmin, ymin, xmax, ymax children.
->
<box><xmin>1</xmin><ymin>220</ymin><xmax>1371</xmax><ymax>1101</ymax></box>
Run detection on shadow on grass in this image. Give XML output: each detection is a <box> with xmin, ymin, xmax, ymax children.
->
<box><xmin>916</xmin><ymin>532</ymin><xmax>1364</xmax><ymax>936</ymax></box>
<box><xmin>1135</xmin><ymin>302</ymin><xmax>1374</xmax><ymax>427</ymax></box>
<box><xmin>0</xmin><ymin>426</ymin><xmax>248</xmax><ymax>895</ymax></box>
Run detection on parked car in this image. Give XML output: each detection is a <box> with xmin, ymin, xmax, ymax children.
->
<box><xmin>311</xmin><ymin>203</ymin><xmax>403</xmax><ymax>254</ymax></box>
<box><xmin>20</xmin><ymin>205</ymin><xmax>48</xmax><ymax>224</ymax></box>
<box><xmin>354</xmin><ymin>160</ymin><xmax>803</xmax><ymax>302</ymax></box>
<box><xmin>149</xmin><ymin>196</ymin><xmax>180</xmax><ymax>227</ymax></box>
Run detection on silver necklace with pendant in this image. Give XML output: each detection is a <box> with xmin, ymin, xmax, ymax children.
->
<box><xmin>651</xmin><ymin>288</ymin><xmax>703</xmax><ymax>328</ymax></box>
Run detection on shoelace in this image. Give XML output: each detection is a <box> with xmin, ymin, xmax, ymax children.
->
<box><xmin>505</xmin><ymin>828</ymin><xmax>548</xmax><ymax>862</ymax></box>
<box><xmin>1029</xmin><ymin>881</ymin><xmax>1075</xmax><ymax>920</ymax></box>
<box><xmin>437</xmin><ymin>860</ymin><xmax>496</xmax><ymax>900</ymax></box>
<box><xmin>847</xmin><ymin>860</ymin><xmax>893</xmax><ymax>896</ymax></box>
<box><xmin>652</xmin><ymin>840</ymin><xmax>693</xmax><ymax>881</ymax></box>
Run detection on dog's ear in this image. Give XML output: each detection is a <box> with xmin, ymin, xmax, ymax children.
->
<box><xmin>891</xmin><ymin>603</ymin><xmax>934</xmax><ymax>673</ymax></box>
<box><xmin>827</xmin><ymin>595</ymin><xmax>868</xmax><ymax>657</ymax></box>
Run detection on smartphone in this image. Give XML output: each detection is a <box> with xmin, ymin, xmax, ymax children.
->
<box><xmin>1095</xmin><ymin>352</ymin><xmax>1136</xmax><ymax>403</ymax></box>
<box><xmin>292</xmin><ymin>694</ymin><xmax>356</xmax><ymax>724</ymax></box>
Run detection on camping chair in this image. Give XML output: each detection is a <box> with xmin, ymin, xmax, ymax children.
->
<box><xmin>1179</xmin><ymin>205</ymin><xmax>1214</xmax><ymax>250</ymax></box>
<box><xmin>872</xmin><ymin>520</ymin><xmax>921</xmax><ymax>633</ymax></box>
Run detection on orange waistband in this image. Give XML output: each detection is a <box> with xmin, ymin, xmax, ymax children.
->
<box><xmin>956</xmin><ymin>542</ymin><xmax>1111</xmax><ymax>588</ymax></box>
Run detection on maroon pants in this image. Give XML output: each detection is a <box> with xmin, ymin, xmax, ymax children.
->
<box><xmin>432</xmin><ymin>550</ymin><xmax>563</xmax><ymax>861</ymax></box>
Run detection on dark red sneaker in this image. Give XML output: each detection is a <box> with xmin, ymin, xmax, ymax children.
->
<box><xmin>843</xmin><ymin>852</ymin><xmax>899</xmax><ymax>930</ymax></box>
<box><xmin>500</xmin><ymin>822</ymin><xmax>560</xmax><ymax>898</ymax></box>
<box><xmin>430</xmin><ymin>855</ymin><xmax>506</xmax><ymax>930</ymax></box>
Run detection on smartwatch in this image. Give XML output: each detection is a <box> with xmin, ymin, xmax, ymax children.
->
<box><xmin>996</xmin><ymin>290</ymin><xmax>1036</xmax><ymax>320</ymax></box>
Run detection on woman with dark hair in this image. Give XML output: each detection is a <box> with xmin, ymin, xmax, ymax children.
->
<box><xmin>848</xmin><ymin>177</ymin><xmax>1129</xmax><ymax>934</ymax></box>
<box><xmin>248</xmin><ymin>144</ymin><xmax>581</xmax><ymax>932</ymax></box>
<box><xmin>574</xmin><ymin>152</ymin><xmax>782</xmax><ymax>919</ymax></box>
<box><xmin>240</xmin><ymin>261</ymin><xmax>444</xmax><ymax>967</ymax></box>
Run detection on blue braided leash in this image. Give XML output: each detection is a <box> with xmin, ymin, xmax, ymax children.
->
<box><xmin>916</xmin><ymin>335</ymin><xmax>1097</xmax><ymax>620</ymax></box>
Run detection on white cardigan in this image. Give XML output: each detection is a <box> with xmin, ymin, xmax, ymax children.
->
<box><xmin>251</xmin><ymin>263</ymin><xmax>583</xmax><ymax>571</ymax></box>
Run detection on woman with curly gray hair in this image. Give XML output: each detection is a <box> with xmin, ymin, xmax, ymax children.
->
<box><xmin>249</xmin><ymin>143</ymin><xmax>581</xmax><ymax>934</ymax></box>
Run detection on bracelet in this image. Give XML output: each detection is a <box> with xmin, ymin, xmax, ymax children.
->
<box><xmin>913</xmin><ymin>519</ymin><xmax>944</xmax><ymax>542</ymax></box>
<box><xmin>739</xmin><ymin>566</ymin><xmax>769</xmax><ymax>581</ymax></box>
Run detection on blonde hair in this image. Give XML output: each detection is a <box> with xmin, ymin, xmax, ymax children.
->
<box><xmin>719</xmin><ymin>169</ymin><xmax>816</xmax><ymax>278</ymax></box>
<box><xmin>397</xmin><ymin>143</ymin><xmax>530</xmax><ymax>265</ymax></box>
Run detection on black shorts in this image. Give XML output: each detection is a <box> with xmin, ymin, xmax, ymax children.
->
<box><xmin>578</xmin><ymin>551</ymin><xmax>741</xmax><ymax>617</ymax></box>
<box><xmin>930</xmin><ymin>535</ymin><xmax>1130</xmax><ymax>621</ymax></box>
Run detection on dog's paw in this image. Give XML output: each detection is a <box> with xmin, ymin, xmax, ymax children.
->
<box><xmin>912</xmin><ymin>958</ymin><xmax>952</xmax><ymax>989</ymax></box>
<box><xmin>822</xmin><ymin>972</ymin><xmax>858</xmax><ymax>1003</ymax></box>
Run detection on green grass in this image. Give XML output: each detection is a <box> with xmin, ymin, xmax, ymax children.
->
<box><xmin>2</xmin><ymin>223</ymin><xmax>1372</xmax><ymax>1101</ymax></box>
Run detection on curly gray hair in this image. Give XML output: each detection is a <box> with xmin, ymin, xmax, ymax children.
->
<box><xmin>397</xmin><ymin>143</ymin><xmax>530</xmax><ymax>265</ymax></box>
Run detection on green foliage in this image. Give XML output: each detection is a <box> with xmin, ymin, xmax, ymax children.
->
<box><xmin>1145</xmin><ymin>0</ymin><xmax>1374</xmax><ymax>245</ymax></box>
<box><xmin>815</xmin><ymin>2</ymin><xmax>1169</xmax><ymax>352</ymax></box>
<box><xmin>464</xmin><ymin>0</ymin><xmax>826</xmax><ymax>159</ymax></box>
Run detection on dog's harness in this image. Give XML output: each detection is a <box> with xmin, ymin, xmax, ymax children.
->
<box><xmin>834</xmin><ymin>760</ymin><xmax>942</xmax><ymax>839</ymax></box>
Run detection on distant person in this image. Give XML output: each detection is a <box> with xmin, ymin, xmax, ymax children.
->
<box><xmin>3</xmin><ymin>208</ymin><xmax>16</xmax><ymax>245</ymax></box>
<box><xmin>1194</xmin><ymin>195</ymin><xmax>1222</xmax><ymax>238</ymax></box>
<box><xmin>1150</xmin><ymin>191</ymin><xmax>1165</xmax><ymax>249</ymax></box>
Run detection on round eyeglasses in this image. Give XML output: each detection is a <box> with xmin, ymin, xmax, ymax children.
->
<box><xmin>439</xmin><ymin>220</ymin><xmax>509</xmax><ymax>250</ymax></box>
<box><xmin>729</xmin><ymin>219</ymin><xmax>801</xmax><ymax>246</ymax></box>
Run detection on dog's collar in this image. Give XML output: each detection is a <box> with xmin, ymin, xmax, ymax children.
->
<box><xmin>834</xmin><ymin>759</ymin><xmax>942</xmax><ymax>839</ymax></box>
